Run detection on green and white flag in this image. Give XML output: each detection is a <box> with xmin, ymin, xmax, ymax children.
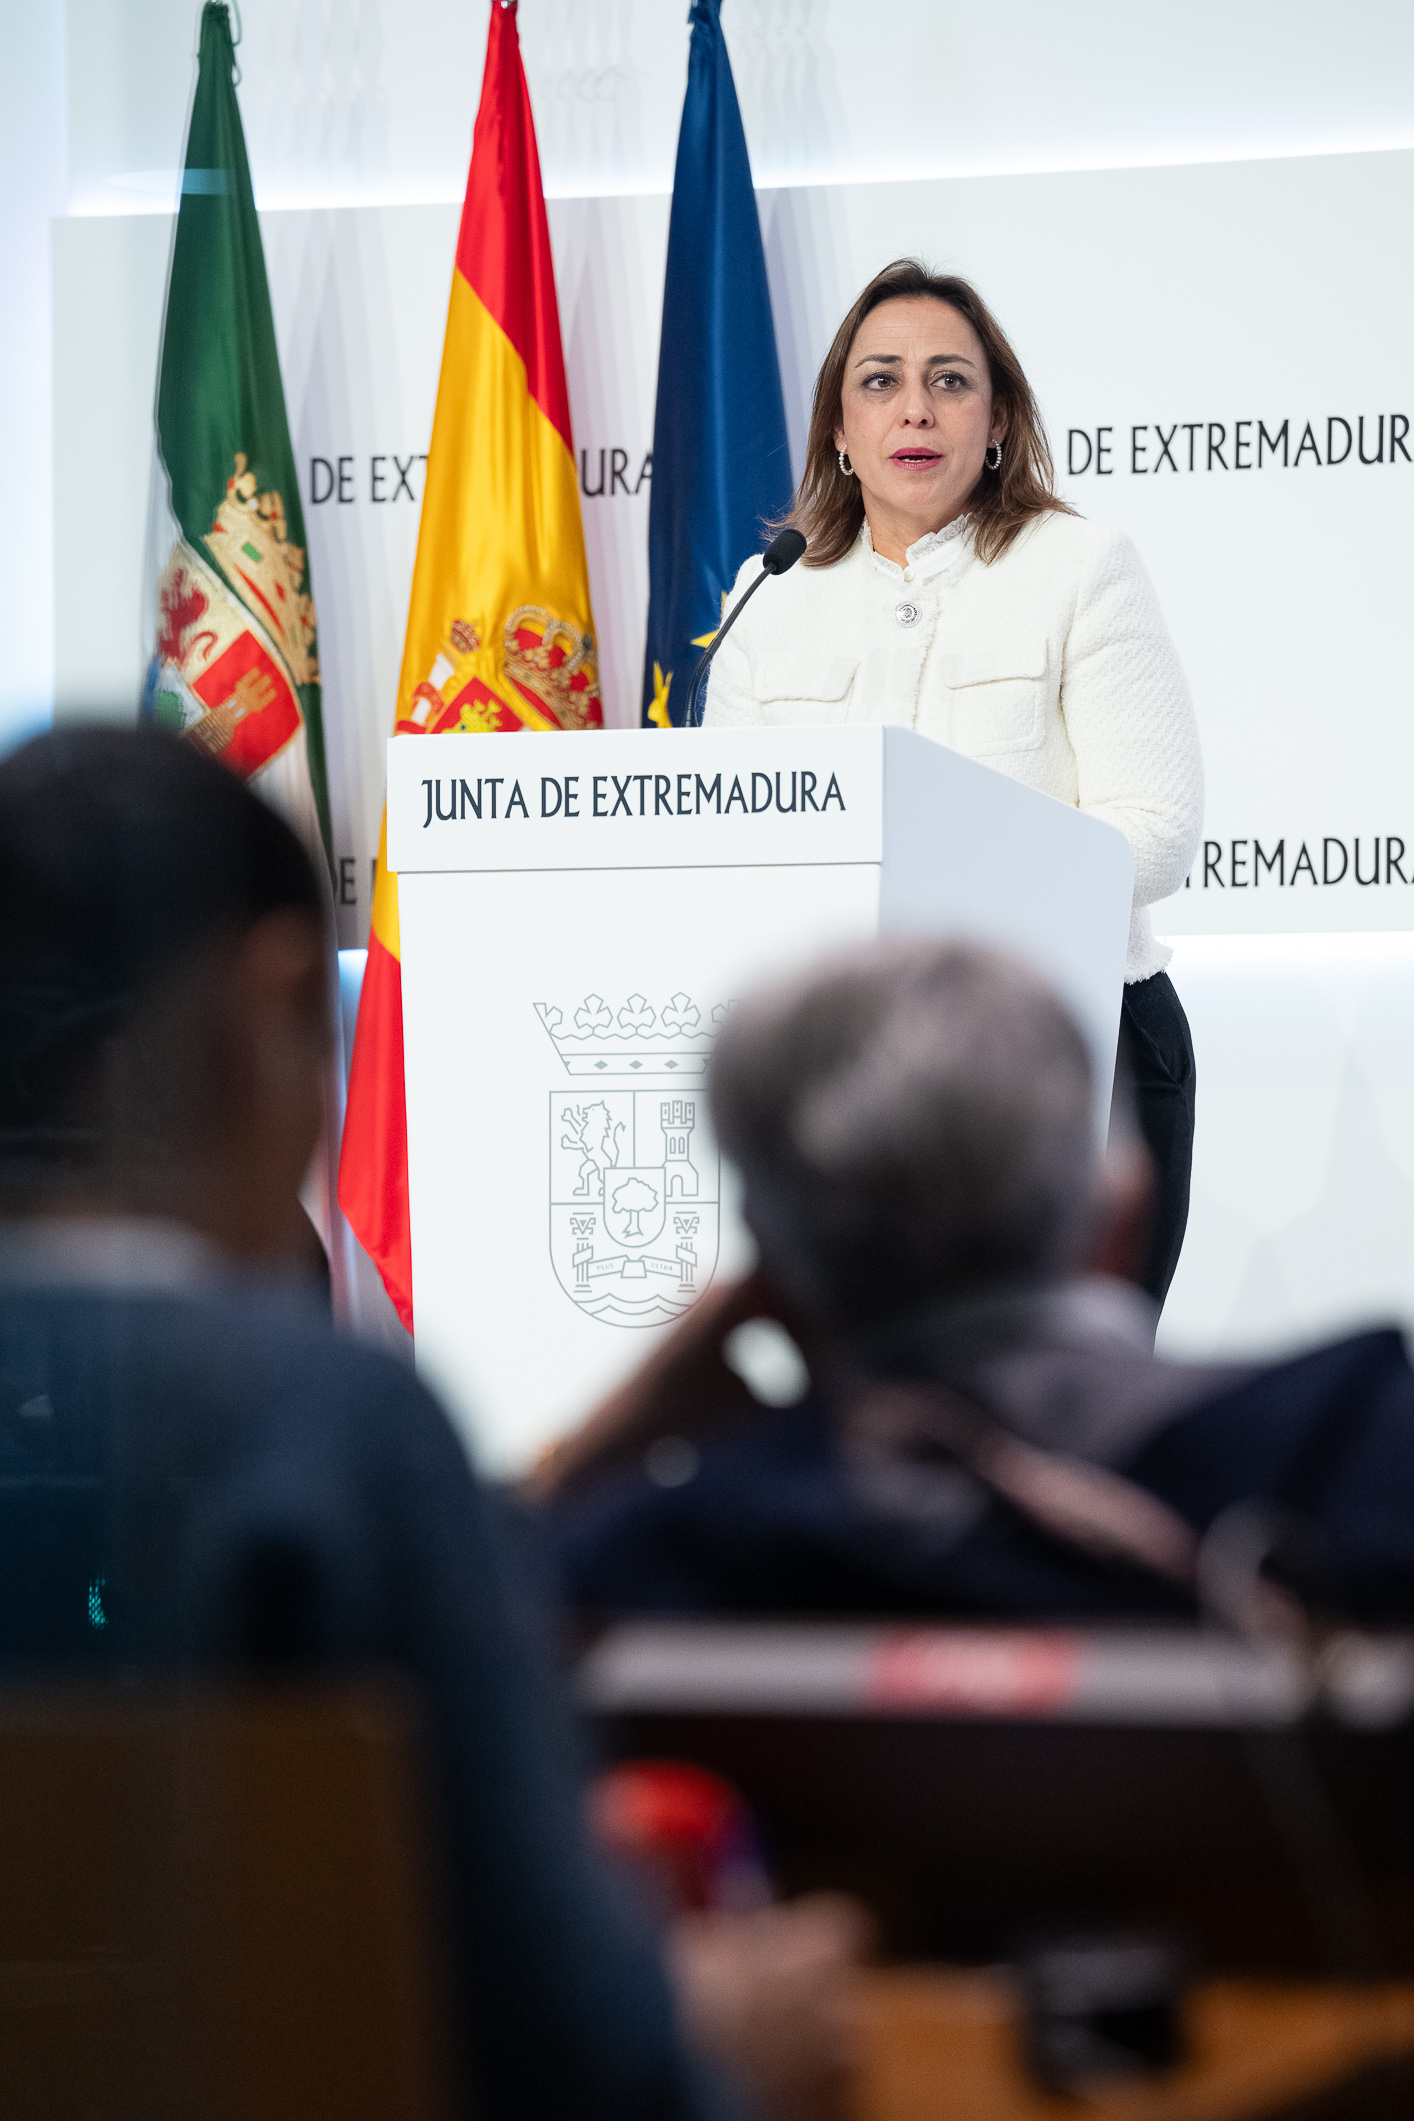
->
<box><xmin>142</xmin><ymin>1</ymin><xmax>331</xmax><ymax>870</ymax></box>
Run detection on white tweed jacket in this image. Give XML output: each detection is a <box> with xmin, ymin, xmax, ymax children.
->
<box><xmin>702</xmin><ymin>511</ymin><xmax>1204</xmax><ymax>983</ymax></box>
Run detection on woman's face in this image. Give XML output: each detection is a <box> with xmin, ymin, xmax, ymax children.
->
<box><xmin>833</xmin><ymin>297</ymin><xmax>1006</xmax><ymax>554</ymax></box>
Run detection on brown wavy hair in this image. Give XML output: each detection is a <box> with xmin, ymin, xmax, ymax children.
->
<box><xmin>784</xmin><ymin>259</ymin><xmax>1072</xmax><ymax>568</ymax></box>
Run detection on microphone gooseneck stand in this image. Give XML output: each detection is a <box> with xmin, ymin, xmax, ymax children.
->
<box><xmin>683</xmin><ymin>528</ymin><xmax>807</xmax><ymax>727</ymax></box>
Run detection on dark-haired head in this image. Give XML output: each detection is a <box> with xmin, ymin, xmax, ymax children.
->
<box><xmin>0</xmin><ymin>726</ymin><xmax>330</xmax><ymax>1262</ymax></box>
<box><xmin>780</xmin><ymin>259</ymin><xmax>1070</xmax><ymax>569</ymax></box>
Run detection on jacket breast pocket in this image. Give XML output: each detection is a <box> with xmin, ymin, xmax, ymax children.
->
<box><xmin>751</xmin><ymin>652</ymin><xmax>857</xmax><ymax>724</ymax></box>
<box><xmin>941</xmin><ymin>639</ymin><xmax>1049</xmax><ymax>757</ymax></box>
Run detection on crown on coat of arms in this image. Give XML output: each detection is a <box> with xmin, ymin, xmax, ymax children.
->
<box><xmin>504</xmin><ymin>606</ymin><xmax>603</xmax><ymax>731</ymax></box>
<box><xmin>204</xmin><ymin>454</ymin><xmax>317</xmax><ymax>687</ymax></box>
<box><xmin>535</xmin><ymin>992</ymin><xmax>729</xmax><ymax>1077</ymax></box>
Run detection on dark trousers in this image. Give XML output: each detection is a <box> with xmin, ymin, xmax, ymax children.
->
<box><xmin>1116</xmin><ymin>970</ymin><xmax>1196</xmax><ymax>1308</ymax></box>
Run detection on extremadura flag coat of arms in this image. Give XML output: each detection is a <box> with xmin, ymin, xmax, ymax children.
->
<box><xmin>141</xmin><ymin>1</ymin><xmax>332</xmax><ymax>869</ymax></box>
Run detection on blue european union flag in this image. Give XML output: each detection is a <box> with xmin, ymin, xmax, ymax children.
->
<box><xmin>641</xmin><ymin>0</ymin><xmax>794</xmax><ymax>729</ymax></box>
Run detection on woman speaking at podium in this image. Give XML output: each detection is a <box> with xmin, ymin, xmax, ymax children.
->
<box><xmin>702</xmin><ymin>258</ymin><xmax>1203</xmax><ymax>1307</ymax></box>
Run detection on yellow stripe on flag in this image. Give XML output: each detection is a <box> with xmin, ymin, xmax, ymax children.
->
<box><xmin>370</xmin><ymin>808</ymin><xmax>399</xmax><ymax>962</ymax></box>
<box><xmin>396</xmin><ymin>275</ymin><xmax>595</xmax><ymax>730</ymax></box>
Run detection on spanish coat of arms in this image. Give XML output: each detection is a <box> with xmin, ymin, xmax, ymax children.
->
<box><xmin>538</xmin><ymin>990</ymin><xmax>726</xmax><ymax>1328</ymax></box>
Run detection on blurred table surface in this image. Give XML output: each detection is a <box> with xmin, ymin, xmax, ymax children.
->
<box><xmin>850</xmin><ymin>1969</ymin><xmax>1414</xmax><ymax>2121</ymax></box>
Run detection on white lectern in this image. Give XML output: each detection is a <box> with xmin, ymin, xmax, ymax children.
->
<box><xmin>387</xmin><ymin>726</ymin><xmax>1133</xmax><ymax>1471</ymax></box>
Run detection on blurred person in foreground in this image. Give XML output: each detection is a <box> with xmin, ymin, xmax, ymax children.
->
<box><xmin>536</xmin><ymin>940</ymin><xmax>1414</xmax><ymax>1625</ymax></box>
<box><xmin>0</xmin><ymin>727</ymin><xmax>861</xmax><ymax>2121</ymax></box>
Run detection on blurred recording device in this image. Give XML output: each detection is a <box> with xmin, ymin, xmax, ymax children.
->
<box><xmin>1018</xmin><ymin>1931</ymin><xmax>1189</xmax><ymax>2093</ymax></box>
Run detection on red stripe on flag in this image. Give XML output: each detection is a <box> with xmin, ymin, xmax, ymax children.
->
<box><xmin>338</xmin><ymin>932</ymin><xmax>414</xmax><ymax>1331</ymax></box>
<box><xmin>455</xmin><ymin>0</ymin><xmax>573</xmax><ymax>453</ymax></box>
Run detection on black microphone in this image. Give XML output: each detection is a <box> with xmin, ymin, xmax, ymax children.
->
<box><xmin>684</xmin><ymin>527</ymin><xmax>807</xmax><ymax>728</ymax></box>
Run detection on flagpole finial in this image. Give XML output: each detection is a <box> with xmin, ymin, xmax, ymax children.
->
<box><xmin>195</xmin><ymin>2</ymin><xmax>242</xmax><ymax>80</ymax></box>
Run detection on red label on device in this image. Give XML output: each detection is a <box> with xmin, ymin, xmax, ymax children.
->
<box><xmin>865</xmin><ymin>1629</ymin><xmax>1079</xmax><ymax>1718</ymax></box>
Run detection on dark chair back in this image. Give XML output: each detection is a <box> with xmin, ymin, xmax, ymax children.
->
<box><xmin>0</xmin><ymin>1683</ymin><xmax>454</xmax><ymax>2121</ymax></box>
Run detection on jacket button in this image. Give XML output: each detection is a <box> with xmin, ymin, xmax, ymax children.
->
<box><xmin>895</xmin><ymin>601</ymin><xmax>920</xmax><ymax>627</ymax></box>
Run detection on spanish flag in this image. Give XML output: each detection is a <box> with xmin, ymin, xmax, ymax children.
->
<box><xmin>339</xmin><ymin>0</ymin><xmax>601</xmax><ymax>1330</ymax></box>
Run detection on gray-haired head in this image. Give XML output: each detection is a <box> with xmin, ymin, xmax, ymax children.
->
<box><xmin>708</xmin><ymin>938</ymin><xmax>1099</xmax><ymax>1332</ymax></box>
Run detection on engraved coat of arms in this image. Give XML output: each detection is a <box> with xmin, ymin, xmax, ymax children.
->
<box><xmin>538</xmin><ymin>991</ymin><xmax>725</xmax><ymax>1328</ymax></box>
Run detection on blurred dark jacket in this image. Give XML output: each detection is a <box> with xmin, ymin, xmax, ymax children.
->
<box><xmin>549</xmin><ymin>1280</ymin><xmax>1414</xmax><ymax>1623</ymax></box>
<box><xmin>0</xmin><ymin>1237</ymin><xmax>733</xmax><ymax>2121</ymax></box>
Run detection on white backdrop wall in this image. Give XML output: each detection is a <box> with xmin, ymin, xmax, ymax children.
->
<box><xmin>16</xmin><ymin>0</ymin><xmax>1414</xmax><ymax>1402</ymax></box>
<box><xmin>0</xmin><ymin>0</ymin><xmax>67</xmax><ymax>749</ymax></box>
<box><xmin>58</xmin><ymin>0</ymin><xmax>1414</xmax><ymax>217</ymax></box>
<box><xmin>51</xmin><ymin>151</ymin><xmax>1414</xmax><ymax>943</ymax></box>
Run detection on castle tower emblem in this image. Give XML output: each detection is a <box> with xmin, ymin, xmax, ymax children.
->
<box><xmin>660</xmin><ymin>1099</ymin><xmax>700</xmax><ymax>1200</ymax></box>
